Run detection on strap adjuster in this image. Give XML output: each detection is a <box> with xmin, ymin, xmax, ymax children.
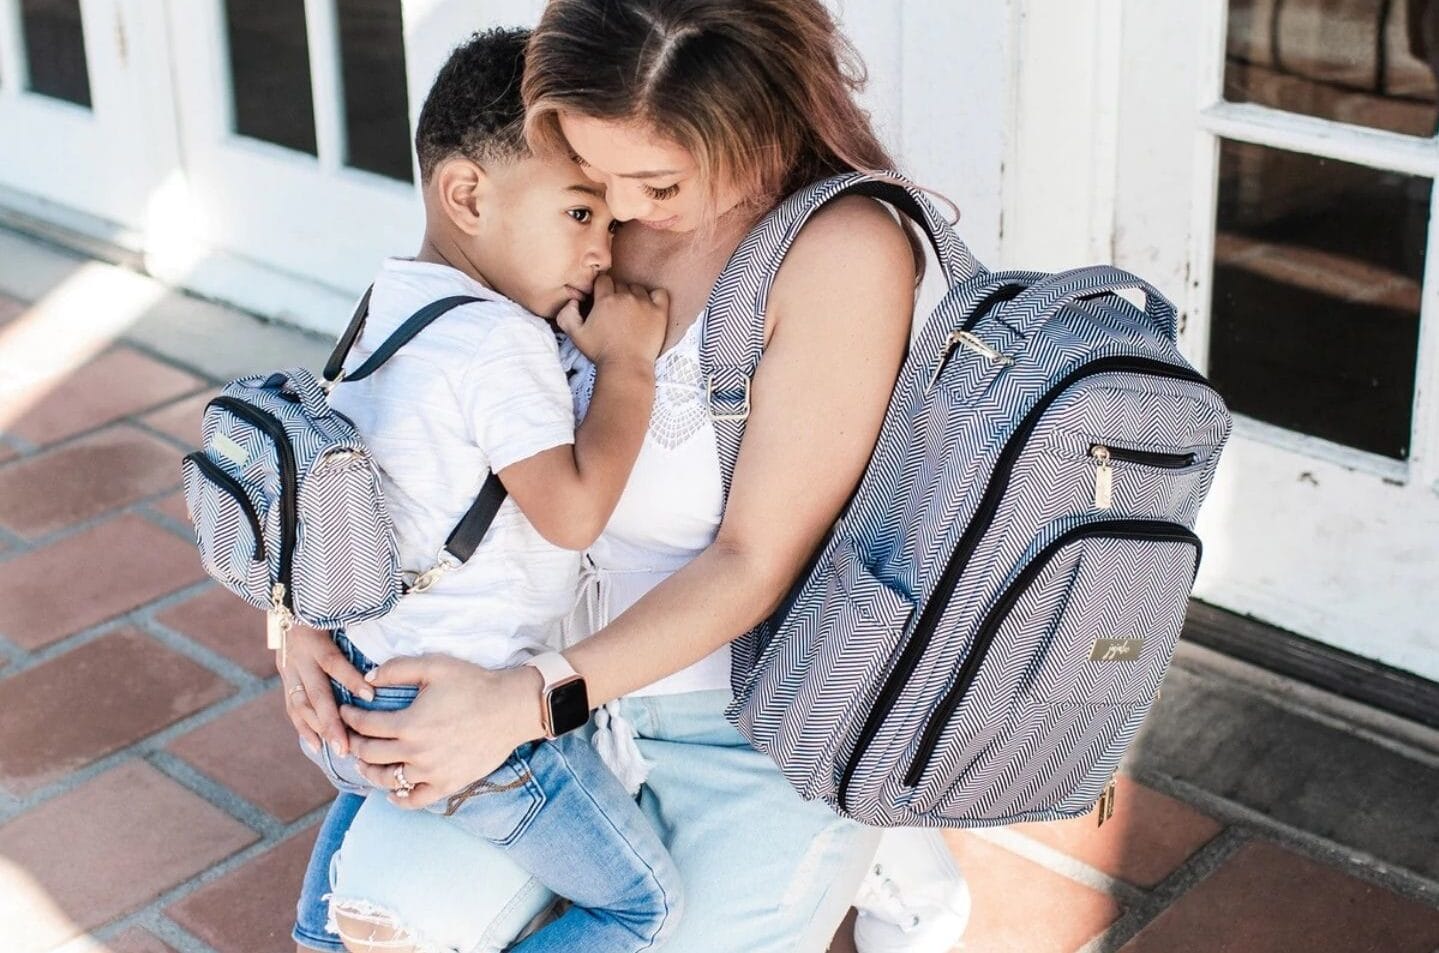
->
<box><xmin>706</xmin><ymin>373</ymin><xmax>751</xmax><ymax>423</ymax></box>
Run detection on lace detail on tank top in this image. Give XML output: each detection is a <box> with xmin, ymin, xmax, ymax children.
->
<box><xmin>569</xmin><ymin>317</ymin><xmax>708</xmax><ymax>450</ymax></box>
<box><xmin>648</xmin><ymin>322</ymin><xmax>708</xmax><ymax>449</ymax></box>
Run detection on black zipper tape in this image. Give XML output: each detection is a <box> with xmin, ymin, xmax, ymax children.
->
<box><xmin>1091</xmin><ymin>444</ymin><xmax>1196</xmax><ymax>468</ymax></box>
<box><xmin>207</xmin><ymin>396</ymin><xmax>296</xmax><ymax>604</ymax></box>
<box><xmin>185</xmin><ymin>451</ymin><xmax>267</xmax><ymax>561</ymax></box>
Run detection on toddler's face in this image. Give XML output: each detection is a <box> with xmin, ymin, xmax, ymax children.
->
<box><xmin>472</xmin><ymin>154</ymin><xmax>619</xmax><ymax>318</ymax></box>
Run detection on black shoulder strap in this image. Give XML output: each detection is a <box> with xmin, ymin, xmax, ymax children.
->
<box><xmin>323</xmin><ymin>291</ymin><xmax>509</xmax><ymax>569</ymax></box>
<box><xmin>443</xmin><ymin>472</ymin><xmax>508</xmax><ymax>562</ymax></box>
<box><xmin>326</xmin><ymin>294</ymin><xmax>488</xmax><ymax>384</ymax></box>
<box><xmin>323</xmin><ymin>286</ymin><xmax>374</xmax><ymax>383</ymax></box>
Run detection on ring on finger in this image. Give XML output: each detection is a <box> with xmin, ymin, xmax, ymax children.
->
<box><xmin>288</xmin><ymin>683</ymin><xmax>307</xmax><ymax>699</ymax></box>
<box><xmin>392</xmin><ymin>764</ymin><xmax>414</xmax><ymax>798</ymax></box>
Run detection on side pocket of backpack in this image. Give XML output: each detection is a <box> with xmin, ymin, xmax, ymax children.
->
<box><xmin>182</xmin><ymin>451</ymin><xmax>272</xmax><ymax>608</ymax></box>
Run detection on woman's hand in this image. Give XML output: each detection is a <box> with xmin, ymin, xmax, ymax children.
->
<box><xmin>339</xmin><ymin>655</ymin><xmax>545</xmax><ymax>809</ymax></box>
<box><xmin>276</xmin><ymin>625</ymin><xmax>373</xmax><ymax>756</ymax></box>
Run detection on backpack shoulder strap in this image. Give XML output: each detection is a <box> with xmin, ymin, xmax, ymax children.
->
<box><xmin>325</xmin><ymin>293</ymin><xmax>489</xmax><ymax>385</ymax></box>
<box><xmin>321</xmin><ymin>292</ymin><xmax>509</xmax><ymax>580</ymax></box>
<box><xmin>699</xmin><ymin>172</ymin><xmax>986</xmax><ymax>501</ymax></box>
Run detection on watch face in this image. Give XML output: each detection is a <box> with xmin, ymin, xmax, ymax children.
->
<box><xmin>548</xmin><ymin>678</ymin><xmax>590</xmax><ymax>736</ymax></box>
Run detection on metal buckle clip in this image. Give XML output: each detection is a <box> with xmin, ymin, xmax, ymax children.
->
<box><xmin>706</xmin><ymin>374</ymin><xmax>752</xmax><ymax>423</ymax></box>
<box><xmin>403</xmin><ymin>549</ymin><xmax>463</xmax><ymax>594</ymax></box>
<box><xmin>320</xmin><ymin>370</ymin><xmax>346</xmax><ymax>396</ymax></box>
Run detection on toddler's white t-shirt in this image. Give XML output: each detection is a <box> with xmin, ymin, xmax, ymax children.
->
<box><xmin>329</xmin><ymin>258</ymin><xmax>578</xmax><ymax>669</ymax></box>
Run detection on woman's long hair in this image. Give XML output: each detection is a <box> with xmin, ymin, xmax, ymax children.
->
<box><xmin>522</xmin><ymin>0</ymin><xmax>924</xmax><ymax>267</ymax></box>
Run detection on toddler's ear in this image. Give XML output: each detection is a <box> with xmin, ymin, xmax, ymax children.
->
<box><xmin>433</xmin><ymin>156</ymin><xmax>488</xmax><ymax>235</ymax></box>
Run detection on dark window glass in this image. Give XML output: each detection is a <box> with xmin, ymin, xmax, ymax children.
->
<box><xmin>1226</xmin><ymin>0</ymin><xmax>1439</xmax><ymax>136</ymax></box>
<box><xmin>224</xmin><ymin>0</ymin><xmax>317</xmax><ymax>155</ymax></box>
<box><xmin>1210</xmin><ymin>139</ymin><xmax>1425</xmax><ymax>459</ymax></box>
<box><xmin>338</xmin><ymin>0</ymin><xmax>412</xmax><ymax>181</ymax></box>
<box><xmin>21</xmin><ymin>0</ymin><xmax>91</xmax><ymax>107</ymax></box>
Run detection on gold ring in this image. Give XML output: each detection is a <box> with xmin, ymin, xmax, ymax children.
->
<box><xmin>288</xmin><ymin>684</ymin><xmax>307</xmax><ymax>698</ymax></box>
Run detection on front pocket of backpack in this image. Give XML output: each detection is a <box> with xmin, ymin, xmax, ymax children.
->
<box><xmin>182</xmin><ymin>451</ymin><xmax>272</xmax><ymax>607</ymax></box>
<box><xmin>902</xmin><ymin>520</ymin><xmax>1199</xmax><ymax>816</ymax></box>
<box><xmin>290</xmin><ymin>450</ymin><xmax>401</xmax><ymax>626</ymax></box>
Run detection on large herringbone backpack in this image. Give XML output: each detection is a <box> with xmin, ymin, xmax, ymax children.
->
<box><xmin>181</xmin><ymin>292</ymin><xmax>506</xmax><ymax>657</ymax></box>
<box><xmin>708</xmin><ymin>173</ymin><xmax>1232</xmax><ymax>828</ymax></box>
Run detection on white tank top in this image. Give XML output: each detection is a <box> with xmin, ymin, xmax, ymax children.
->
<box><xmin>567</xmin><ymin>316</ymin><xmax>732</xmax><ymax>697</ymax></box>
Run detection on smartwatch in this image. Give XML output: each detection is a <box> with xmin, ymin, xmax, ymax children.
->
<box><xmin>524</xmin><ymin>652</ymin><xmax>590</xmax><ymax>739</ymax></box>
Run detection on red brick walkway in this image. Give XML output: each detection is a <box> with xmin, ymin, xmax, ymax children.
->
<box><xmin>1</xmin><ymin>287</ymin><xmax>1437</xmax><ymax>953</ymax></box>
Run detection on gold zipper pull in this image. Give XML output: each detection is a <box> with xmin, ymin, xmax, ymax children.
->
<box><xmin>1096</xmin><ymin>776</ymin><xmax>1118</xmax><ymax>827</ymax></box>
<box><xmin>267</xmin><ymin>582</ymin><xmax>294</xmax><ymax>669</ymax></box>
<box><xmin>1091</xmin><ymin>445</ymin><xmax>1113</xmax><ymax>510</ymax></box>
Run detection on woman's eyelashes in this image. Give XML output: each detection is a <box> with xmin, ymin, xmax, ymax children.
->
<box><xmin>568</xmin><ymin>152</ymin><xmax>678</xmax><ymax>200</ymax></box>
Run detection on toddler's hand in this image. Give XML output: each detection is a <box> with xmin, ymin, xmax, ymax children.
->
<box><xmin>558</xmin><ymin>274</ymin><xmax>668</xmax><ymax>369</ymax></box>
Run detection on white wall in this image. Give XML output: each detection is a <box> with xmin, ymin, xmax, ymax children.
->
<box><xmin>1002</xmin><ymin>0</ymin><xmax>1125</xmax><ymax>270</ymax></box>
<box><xmin>834</xmin><ymin>1</ymin><xmax>1012</xmax><ymax>269</ymax></box>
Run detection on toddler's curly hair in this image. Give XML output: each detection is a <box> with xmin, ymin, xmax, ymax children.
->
<box><xmin>414</xmin><ymin>27</ymin><xmax>531</xmax><ymax>183</ymax></box>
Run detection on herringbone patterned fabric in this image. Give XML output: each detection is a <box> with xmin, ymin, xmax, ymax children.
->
<box><xmin>704</xmin><ymin>173</ymin><xmax>1232</xmax><ymax>828</ymax></box>
<box><xmin>184</xmin><ymin>367</ymin><xmax>404</xmax><ymax>628</ymax></box>
<box><xmin>182</xmin><ymin>295</ymin><xmax>493</xmax><ymax>631</ymax></box>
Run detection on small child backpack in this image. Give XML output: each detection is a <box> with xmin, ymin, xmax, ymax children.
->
<box><xmin>705</xmin><ymin>173</ymin><xmax>1232</xmax><ymax>828</ymax></box>
<box><xmin>181</xmin><ymin>291</ymin><xmax>507</xmax><ymax>658</ymax></box>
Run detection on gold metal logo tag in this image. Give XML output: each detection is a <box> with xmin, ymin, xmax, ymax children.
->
<box><xmin>1090</xmin><ymin>637</ymin><xmax>1144</xmax><ymax>661</ymax></box>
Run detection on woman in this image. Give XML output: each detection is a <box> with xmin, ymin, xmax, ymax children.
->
<box><xmin>287</xmin><ymin>1</ymin><xmax>944</xmax><ymax>950</ymax></box>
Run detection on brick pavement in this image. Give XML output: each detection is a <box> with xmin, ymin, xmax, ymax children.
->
<box><xmin>1</xmin><ymin>285</ymin><xmax>1438</xmax><ymax>953</ymax></box>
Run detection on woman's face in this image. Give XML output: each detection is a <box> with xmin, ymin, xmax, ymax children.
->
<box><xmin>558</xmin><ymin>113</ymin><xmax>746</xmax><ymax>233</ymax></box>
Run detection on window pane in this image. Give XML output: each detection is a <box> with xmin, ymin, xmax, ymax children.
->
<box><xmin>338</xmin><ymin>0</ymin><xmax>412</xmax><ymax>181</ymax></box>
<box><xmin>1210</xmin><ymin>140</ymin><xmax>1424</xmax><ymax>459</ymax></box>
<box><xmin>21</xmin><ymin>0</ymin><xmax>91</xmax><ymax>107</ymax></box>
<box><xmin>1226</xmin><ymin>0</ymin><xmax>1439</xmax><ymax>136</ymax></box>
<box><xmin>224</xmin><ymin>0</ymin><xmax>317</xmax><ymax>155</ymax></box>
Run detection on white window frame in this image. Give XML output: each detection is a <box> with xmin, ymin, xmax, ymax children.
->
<box><xmin>1184</xmin><ymin>0</ymin><xmax>1439</xmax><ymax>490</ymax></box>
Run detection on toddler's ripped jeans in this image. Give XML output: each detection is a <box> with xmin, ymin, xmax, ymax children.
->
<box><xmin>294</xmin><ymin>632</ymin><xmax>682</xmax><ymax>953</ymax></box>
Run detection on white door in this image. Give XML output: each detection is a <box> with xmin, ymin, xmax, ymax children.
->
<box><xmin>159</xmin><ymin>0</ymin><xmax>423</xmax><ymax>332</ymax></box>
<box><xmin>0</xmin><ymin>0</ymin><xmax>175</xmax><ymax>237</ymax></box>
<box><xmin>1113</xmin><ymin>0</ymin><xmax>1439</xmax><ymax>681</ymax></box>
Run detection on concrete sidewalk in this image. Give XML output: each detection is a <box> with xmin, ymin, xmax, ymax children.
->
<box><xmin>1</xmin><ymin>225</ymin><xmax>1437</xmax><ymax>953</ymax></box>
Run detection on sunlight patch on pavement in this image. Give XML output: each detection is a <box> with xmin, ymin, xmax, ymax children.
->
<box><xmin>0</xmin><ymin>263</ymin><xmax>164</xmax><ymax>432</ymax></box>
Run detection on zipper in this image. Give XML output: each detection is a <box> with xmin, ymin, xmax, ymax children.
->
<box><xmin>901</xmin><ymin>518</ymin><xmax>1200</xmax><ymax>788</ymax></box>
<box><xmin>208</xmin><ymin>396</ymin><xmax>297</xmax><ymax>607</ymax></box>
<box><xmin>836</xmin><ymin>355</ymin><xmax>1213</xmax><ymax>811</ymax></box>
<box><xmin>926</xmin><ymin>330</ymin><xmax>1014</xmax><ymax>391</ymax></box>
<box><xmin>1088</xmin><ymin>444</ymin><xmax>1196</xmax><ymax>510</ymax></box>
<box><xmin>1096</xmin><ymin>775</ymin><xmax>1118</xmax><ymax>826</ymax></box>
<box><xmin>184</xmin><ymin>451</ymin><xmax>266</xmax><ymax>560</ymax></box>
<box><xmin>268</xmin><ymin>580</ymin><xmax>294</xmax><ymax>669</ymax></box>
<box><xmin>1091</xmin><ymin>444</ymin><xmax>1196</xmax><ymax>469</ymax></box>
